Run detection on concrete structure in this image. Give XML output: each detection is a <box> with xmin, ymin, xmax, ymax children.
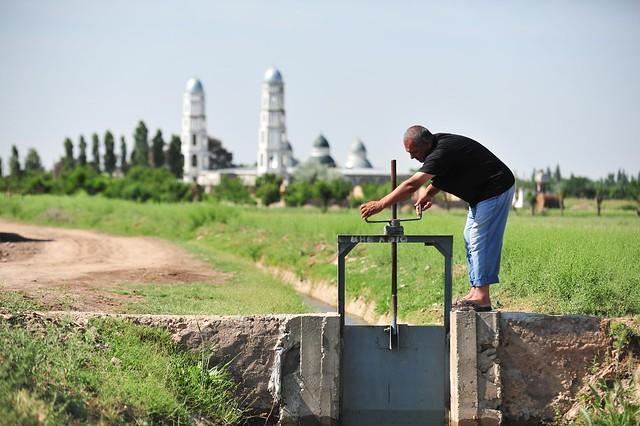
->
<box><xmin>38</xmin><ymin>311</ymin><xmax>341</xmax><ymax>425</ymax></box>
<box><xmin>257</xmin><ymin>66</ymin><xmax>293</xmax><ymax>178</ymax></box>
<box><xmin>20</xmin><ymin>310</ymin><xmax>639</xmax><ymax>424</ymax></box>
<box><xmin>449</xmin><ymin>311</ymin><xmax>618</xmax><ymax>425</ymax></box>
<box><xmin>181</xmin><ymin>78</ymin><xmax>209</xmax><ymax>182</ymax></box>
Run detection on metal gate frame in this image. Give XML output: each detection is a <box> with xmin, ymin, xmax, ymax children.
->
<box><xmin>336</xmin><ymin>234</ymin><xmax>453</xmax><ymax>423</ymax></box>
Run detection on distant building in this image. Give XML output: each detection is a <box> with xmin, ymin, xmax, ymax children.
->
<box><xmin>345</xmin><ymin>138</ymin><xmax>373</xmax><ymax>169</ymax></box>
<box><xmin>181</xmin><ymin>67</ymin><xmax>408</xmax><ymax>189</ymax></box>
<box><xmin>309</xmin><ymin>134</ymin><xmax>336</xmax><ymax>167</ymax></box>
<box><xmin>257</xmin><ymin>66</ymin><xmax>297</xmax><ymax>178</ymax></box>
<box><xmin>181</xmin><ymin>78</ymin><xmax>208</xmax><ymax>181</ymax></box>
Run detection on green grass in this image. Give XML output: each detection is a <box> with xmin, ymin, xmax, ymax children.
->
<box><xmin>0</xmin><ymin>193</ymin><xmax>307</xmax><ymax>316</ymax></box>
<box><xmin>0</xmin><ymin>295</ymin><xmax>246</xmax><ymax>426</ymax></box>
<box><xmin>1</xmin><ymin>193</ymin><xmax>639</xmax><ymax>323</ymax></box>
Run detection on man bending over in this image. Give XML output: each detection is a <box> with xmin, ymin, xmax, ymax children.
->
<box><xmin>360</xmin><ymin>125</ymin><xmax>515</xmax><ymax>311</ymax></box>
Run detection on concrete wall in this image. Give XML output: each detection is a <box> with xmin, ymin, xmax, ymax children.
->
<box><xmin>450</xmin><ymin>311</ymin><xmax>614</xmax><ymax>425</ymax></box>
<box><xmin>42</xmin><ymin>312</ymin><xmax>341</xmax><ymax>425</ymax></box>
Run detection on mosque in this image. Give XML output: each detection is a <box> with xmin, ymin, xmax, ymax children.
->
<box><xmin>181</xmin><ymin>67</ymin><xmax>405</xmax><ymax>188</ymax></box>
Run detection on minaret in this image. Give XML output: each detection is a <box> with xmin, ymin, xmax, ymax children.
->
<box><xmin>181</xmin><ymin>78</ymin><xmax>208</xmax><ymax>182</ymax></box>
<box><xmin>257</xmin><ymin>66</ymin><xmax>287</xmax><ymax>177</ymax></box>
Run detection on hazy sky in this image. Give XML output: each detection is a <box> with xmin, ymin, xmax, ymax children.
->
<box><xmin>1</xmin><ymin>1</ymin><xmax>639</xmax><ymax>179</ymax></box>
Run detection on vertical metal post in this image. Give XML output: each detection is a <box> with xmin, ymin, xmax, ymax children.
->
<box><xmin>390</xmin><ymin>160</ymin><xmax>398</xmax><ymax>349</ymax></box>
<box><xmin>338</xmin><ymin>250</ymin><xmax>346</xmax><ymax>332</ymax></box>
<box><xmin>443</xmin><ymin>250</ymin><xmax>452</xmax><ymax>337</ymax></box>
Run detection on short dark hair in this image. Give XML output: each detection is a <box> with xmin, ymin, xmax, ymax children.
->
<box><xmin>404</xmin><ymin>125</ymin><xmax>432</xmax><ymax>146</ymax></box>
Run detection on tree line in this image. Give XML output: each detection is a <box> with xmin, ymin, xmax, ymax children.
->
<box><xmin>0</xmin><ymin>121</ymin><xmax>192</xmax><ymax>202</ymax></box>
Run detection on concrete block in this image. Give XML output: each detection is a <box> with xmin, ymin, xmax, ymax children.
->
<box><xmin>450</xmin><ymin>311</ymin><xmax>479</xmax><ymax>424</ymax></box>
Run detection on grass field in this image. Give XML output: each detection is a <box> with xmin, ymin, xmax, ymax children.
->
<box><xmin>1</xmin><ymin>194</ymin><xmax>639</xmax><ymax>323</ymax></box>
<box><xmin>0</xmin><ymin>294</ymin><xmax>246</xmax><ymax>425</ymax></box>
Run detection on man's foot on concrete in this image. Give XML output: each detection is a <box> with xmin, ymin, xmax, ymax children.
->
<box><xmin>453</xmin><ymin>300</ymin><xmax>492</xmax><ymax>312</ymax></box>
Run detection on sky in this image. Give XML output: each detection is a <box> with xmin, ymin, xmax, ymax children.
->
<box><xmin>1</xmin><ymin>0</ymin><xmax>639</xmax><ymax>180</ymax></box>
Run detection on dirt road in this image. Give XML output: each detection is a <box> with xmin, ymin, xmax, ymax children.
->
<box><xmin>0</xmin><ymin>219</ymin><xmax>226</xmax><ymax>311</ymax></box>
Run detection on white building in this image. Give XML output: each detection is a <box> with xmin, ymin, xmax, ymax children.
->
<box><xmin>257</xmin><ymin>66</ymin><xmax>295</xmax><ymax>178</ymax></box>
<box><xmin>181</xmin><ymin>78</ymin><xmax>209</xmax><ymax>182</ymax></box>
<box><xmin>180</xmin><ymin>68</ymin><xmax>401</xmax><ymax>190</ymax></box>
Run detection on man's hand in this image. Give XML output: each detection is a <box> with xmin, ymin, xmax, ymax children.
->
<box><xmin>360</xmin><ymin>200</ymin><xmax>384</xmax><ymax>220</ymax></box>
<box><xmin>414</xmin><ymin>192</ymin><xmax>434</xmax><ymax>215</ymax></box>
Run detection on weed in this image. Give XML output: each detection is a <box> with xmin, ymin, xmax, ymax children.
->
<box><xmin>0</xmin><ymin>316</ymin><xmax>247</xmax><ymax>425</ymax></box>
<box><xmin>576</xmin><ymin>379</ymin><xmax>640</xmax><ymax>426</ymax></box>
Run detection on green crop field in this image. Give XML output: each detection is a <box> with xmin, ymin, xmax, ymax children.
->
<box><xmin>1</xmin><ymin>194</ymin><xmax>639</xmax><ymax>323</ymax></box>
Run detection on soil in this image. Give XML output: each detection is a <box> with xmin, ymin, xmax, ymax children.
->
<box><xmin>0</xmin><ymin>219</ymin><xmax>227</xmax><ymax>312</ymax></box>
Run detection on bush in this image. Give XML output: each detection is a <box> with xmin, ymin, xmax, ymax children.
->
<box><xmin>210</xmin><ymin>175</ymin><xmax>255</xmax><ymax>205</ymax></box>
<box><xmin>103</xmin><ymin>166</ymin><xmax>191</xmax><ymax>202</ymax></box>
<box><xmin>284</xmin><ymin>181</ymin><xmax>314</xmax><ymax>207</ymax></box>
<box><xmin>255</xmin><ymin>174</ymin><xmax>282</xmax><ymax>206</ymax></box>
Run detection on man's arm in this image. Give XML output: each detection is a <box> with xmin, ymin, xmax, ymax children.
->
<box><xmin>360</xmin><ymin>172</ymin><xmax>432</xmax><ymax>219</ymax></box>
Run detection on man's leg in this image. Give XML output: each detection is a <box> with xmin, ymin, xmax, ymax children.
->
<box><xmin>464</xmin><ymin>186</ymin><xmax>515</xmax><ymax>307</ymax></box>
<box><xmin>461</xmin><ymin>207</ymin><xmax>476</xmax><ymax>301</ymax></box>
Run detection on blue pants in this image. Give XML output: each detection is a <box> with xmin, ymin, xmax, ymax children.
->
<box><xmin>463</xmin><ymin>185</ymin><xmax>515</xmax><ymax>287</ymax></box>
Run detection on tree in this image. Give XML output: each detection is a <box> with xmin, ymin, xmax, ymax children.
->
<box><xmin>62</xmin><ymin>137</ymin><xmax>75</xmax><ymax>171</ymax></box>
<box><xmin>255</xmin><ymin>173</ymin><xmax>282</xmax><ymax>206</ymax></box>
<box><xmin>526</xmin><ymin>191</ymin><xmax>537</xmax><ymax>216</ymax></box>
<box><xmin>0</xmin><ymin>156</ymin><xmax>3</xmax><ymax>177</ymax></box>
<box><xmin>119</xmin><ymin>136</ymin><xmax>128</xmax><ymax>173</ymax></box>
<box><xmin>166</xmin><ymin>135</ymin><xmax>184</xmax><ymax>178</ymax></box>
<box><xmin>103</xmin><ymin>131</ymin><xmax>116</xmax><ymax>175</ymax></box>
<box><xmin>556</xmin><ymin>180</ymin><xmax>566</xmax><ymax>216</ymax></box>
<box><xmin>314</xmin><ymin>180</ymin><xmax>334</xmax><ymax>211</ymax></box>
<box><xmin>78</xmin><ymin>135</ymin><xmax>87</xmax><ymax>166</ymax></box>
<box><xmin>284</xmin><ymin>181</ymin><xmax>314</xmax><ymax>206</ymax></box>
<box><xmin>150</xmin><ymin>129</ymin><xmax>165</xmax><ymax>168</ymax></box>
<box><xmin>595</xmin><ymin>180</ymin><xmax>605</xmax><ymax>217</ymax></box>
<box><xmin>91</xmin><ymin>133</ymin><xmax>100</xmax><ymax>172</ymax></box>
<box><xmin>207</xmin><ymin>137</ymin><xmax>233</xmax><ymax>169</ymax></box>
<box><xmin>553</xmin><ymin>164</ymin><xmax>562</xmax><ymax>182</ymax></box>
<box><xmin>24</xmin><ymin>148</ymin><xmax>44</xmax><ymax>173</ymax></box>
<box><xmin>211</xmin><ymin>175</ymin><xmax>255</xmax><ymax>205</ymax></box>
<box><xmin>9</xmin><ymin>145</ymin><xmax>21</xmax><ymax>177</ymax></box>
<box><xmin>132</xmin><ymin>121</ymin><xmax>149</xmax><ymax>167</ymax></box>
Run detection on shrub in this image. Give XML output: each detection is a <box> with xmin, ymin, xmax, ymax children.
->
<box><xmin>210</xmin><ymin>175</ymin><xmax>255</xmax><ymax>205</ymax></box>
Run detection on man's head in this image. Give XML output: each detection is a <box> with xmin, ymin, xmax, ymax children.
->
<box><xmin>403</xmin><ymin>125</ymin><xmax>434</xmax><ymax>162</ymax></box>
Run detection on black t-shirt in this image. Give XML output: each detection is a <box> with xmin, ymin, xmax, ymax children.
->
<box><xmin>418</xmin><ymin>133</ymin><xmax>515</xmax><ymax>206</ymax></box>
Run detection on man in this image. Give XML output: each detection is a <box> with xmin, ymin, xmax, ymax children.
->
<box><xmin>360</xmin><ymin>125</ymin><xmax>515</xmax><ymax>311</ymax></box>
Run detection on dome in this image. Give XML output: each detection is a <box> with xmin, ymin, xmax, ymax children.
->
<box><xmin>313</xmin><ymin>134</ymin><xmax>330</xmax><ymax>148</ymax></box>
<box><xmin>345</xmin><ymin>138</ymin><xmax>373</xmax><ymax>169</ymax></box>
<box><xmin>186</xmin><ymin>78</ymin><xmax>204</xmax><ymax>94</ymax></box>
<box><xmin>264</xmin><ymin>66</ymin><xmax>283</xmax><ymax>83</ymax></box>
<box><xmin>350</xmin><ymin>139</ymin><xmax>367</xmax><ymax>154</ymax></box>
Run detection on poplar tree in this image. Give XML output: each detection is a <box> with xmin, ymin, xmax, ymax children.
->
<box><xmin>25</xmin><ymin>148</ymin><xmax>44</xmax><ymax>173</ymax></box>
<box><xmin>103</xmin><ymin>130</ymin><xmax>116</xmax><ymax>175</ymax></box>
<box><xmin>167</xmin><ymin>135</ymin><xmax>184</xmax><ymax>178</ymax></box>
<box><xmin>119</xmin><ymin>136</ymin><xmax>128</xmax><ymax>173</ymax></box>
<box><xmin>150</xmin><ymin>129</ymin><xmax>165</xmax><ymax>168</ymax></box>
<box><xmin>132</xmin><ymin>121</ymin><xmax>149</xmax><ymax>167</ymax></box>
<box><xmin>91</xmin><ymin>133</ymin><xmax>101</xmax><ymax>172</ymax></box>
<box><xmin>553</xmin><ymin>164</ymin><xmax>562</xmax><ymax>182</ymax></box>
<box><xmin>0</xmin><ymin>157</ymin><xmax>3</xmax><ymax>177</ymax></box>
<box><xmin>9</xmin><ymin>145</ymin><xmax>21</xmax><ymax>177</ymax></box>
<box><xmin>63</xmin><ymin>138</ymin><xmax>75</xmax><ymax>170</ymax></box>
<box><xmin>78</xmin><ymin>136</ymin><xmax>87</xmax><ymax>166</ymax></box>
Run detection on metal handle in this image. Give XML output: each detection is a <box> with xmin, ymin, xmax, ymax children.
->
<box><xmin>364</xmin><ymin>210</ymin><xmax>423</xmax><ymax>224</ymax></box>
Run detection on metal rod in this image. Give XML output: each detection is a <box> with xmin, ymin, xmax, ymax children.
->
<box><xmin>391</xmin><ymin>160</ymin><xmax>398</xmax><ymax>348</ymax></box>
